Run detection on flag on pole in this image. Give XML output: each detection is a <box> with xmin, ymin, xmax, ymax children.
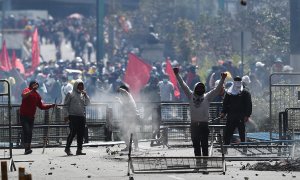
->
<box><xmin>26</xmin><ymin>28</ymin><xmax>40</xmax><ymax>76</ymax></box>
<box><xmin>11</xmin><ymin>50</ymin><xmax>25</xmax><ymax>74</ymax></box>
<box><xmin>123</xmin><ymin>53</ymin><xmax>152</xmax><ymax>96</ymax></box>
<box><xmin>0</xmin><ymin>40</ymin><xmax>12</xmax><ymax>72</ymax></box>
<box><xmin>165</xmin><ymin>58</ymin><xmax>180</xmax><ymax>98</ymax></box>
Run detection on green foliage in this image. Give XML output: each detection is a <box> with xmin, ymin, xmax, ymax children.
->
<box><xmin>136</xmin><ymin>0</ymin><xmax>290</xmax><ymax>67</ymax></box>
<box><xmin>172</xmin><ymin>19</ymin><xmax>197</xmax><ymax>61</ymax></box>
<box><xmin>197</xmin><ymin>56</ymin><xmax>215</xmax><ymax>81</ymax></box>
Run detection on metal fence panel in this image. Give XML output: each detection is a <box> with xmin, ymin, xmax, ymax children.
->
<box><xmin>270</xmin><ymin>73</ymin><xmax>300</xmax><ymax>132</ymax></box>
<box><xmin>1</xmin><ymin>100</ymin><xmax>224</xmax><ymax>148</ymax></box>
<box><xmin>0</xmin><ymin>80</ymin><xmax>13</xmax><ymax>170</ymax></box>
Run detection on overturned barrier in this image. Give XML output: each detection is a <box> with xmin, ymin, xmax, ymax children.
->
<box><xmin>129</xmin><ymin>156</ymin><xmax>226</xmax><ymax>174</ymax></box>
<box><xmin>215</xmin><ymin>140</ymin><xmax>296</xmax><ymax>161</ymax></box>
<box><xmin>128</xmin><ymin>134</ymin><xmax>226</xmax><ymax>177</ymax></box>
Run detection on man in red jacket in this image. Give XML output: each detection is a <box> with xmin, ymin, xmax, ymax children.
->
<box><xmin>20</xmin><ymin>80</ymin><xmax>55</xmax><ymax>155</ymax></box>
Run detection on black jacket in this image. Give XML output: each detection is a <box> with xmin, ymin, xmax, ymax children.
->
<box><xmin>222</xmin><ymin>90</ymin><xmax>252</xmax><ymax>118</ymax></box>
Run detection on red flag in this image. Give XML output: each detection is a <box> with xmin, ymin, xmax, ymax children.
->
<box><xmin>11</xmin><ymin>50</ymin><xmax>25</xmax><ymax>74</ymax></box>
<box><xmin>0</xmin><ymin>40</ymin><xmax>12</xmax><ymax>71</ymax></box>
<box><xmin>165</xmin><ymin>58</ymin><xmax>180</xmax><ymax>98</ymax></box>
<box><xmin>11</xmin><ymin>50</ymin><xmax>16</xmax><ymax>68</ymax></box>
<box><xmin>26</xmin><ymin>28</ymin><xmax>40</xmax><ymax>76</ymax></box>
<box><xmin>124</xmin><ymin>53</ymin><xmax>152</xmax><ymax>96</ymax></box>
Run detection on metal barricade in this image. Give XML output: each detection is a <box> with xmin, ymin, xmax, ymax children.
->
<box><xmin>284</xmin><ymin>108</ymin><xmax>300</xmax><ymax>140</ymax></box>
<box><xmin>38</xmin><ymin>103</ymin><xmax>108</xmax><ymax>146</ymax></box>
<box><xmin>0</xmin><ymin>103</ymin><xmax>110</xmax><ymax>148</ymax></box>
<box><xmin>219</xmin><ymin>141</ymin><xmax>295</xmax><ymax>161</ymax></box>
<box><xmin>270</xmin><ymin>73</ymin><xmax>300</xmax><ymax>134</ymax></box>
<box><xmin>0</xmin><ymin>100</ymin><xmax>225</xmax><ymax>150</ymax></box>
<box><xmin>0</xmin><ymin>80</ymin><xmax>15</xmax><ymax>171</ymax></box>
<box><xmin>155</xmin><ymin>102</ymin><xmax>225</xmax><ymax>148</ymax></box>
<box><xmin>128</xmin><ymin>134</ymin><xmax>226</xmax><ymax>176</ymax></box>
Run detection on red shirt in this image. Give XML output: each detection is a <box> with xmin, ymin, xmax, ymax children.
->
<box><xmin>20</xmin><ymin>87</ymin><xmax>52</xmax><ymax>119</ymax></box>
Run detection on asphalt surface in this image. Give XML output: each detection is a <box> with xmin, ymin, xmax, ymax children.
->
<box><xmin>1</xmin><ymin>141</ymin><xmax>300</xmax><ymax>180</ymax></box>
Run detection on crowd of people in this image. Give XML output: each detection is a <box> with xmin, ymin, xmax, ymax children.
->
<box><xmin>0</xmin><ymin>14</ymin><xmax>294</xmax><ymax>162</ymax></box>
<box><xmin>0</xmin><ymin>14</ymin><xmax>295</xmax><ymax>105</ymax></box>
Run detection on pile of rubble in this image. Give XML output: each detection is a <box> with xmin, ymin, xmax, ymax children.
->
<box><xmin>242</xmin><ymin>158</ymin><xmax>300</xmax><ymax>171</ymax></box>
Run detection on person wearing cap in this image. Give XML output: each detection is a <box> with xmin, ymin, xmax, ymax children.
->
<box><xmin>242</xmin><ymin>75</ymin><xmax>251</xmax><ymax>91</ymax></box>
<box><xmin>254</xmin><ymin>61</ymin><xmax>269</xmax><ymax>89</ymax></box>
<box><xmin>221</xmin><ymin>76</ymin><xmax>252</xmax><ymax>146</ymax></box>
<box><xmin>20</xmin><ymin>80</ymin><xmax>56</xmax><ymax>155</ymax></box>
<box><xmin>174</xmin><ymin>67</ymin><xmax>227</xmax><ymax>170</ymax></box>
<box><xmin>272</xmin><ymin>58</ymin><xmax>284</xmax><ymax>72</ymax></box>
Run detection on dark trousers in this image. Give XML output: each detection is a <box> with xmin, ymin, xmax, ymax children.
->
<box><xmin>191</xmin><ymin>122</ymin><xmax>209</xmax><ymax>156</ymax></box>
<box><xmin>20</xmin><ymin>116</ymin><xmax>34</xmax><ymax>144</ymax></box>
<box><xmin>66</xmin><ymin>115</ymin><xmax>86</xmax><ymax>151</ymax></box>
<box><xmin>224</xmin><ymin>117</ymin><xmax>246</xmax><ymax>145</ymax></box>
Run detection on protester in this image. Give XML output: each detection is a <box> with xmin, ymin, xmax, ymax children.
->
<box><xmin>173</xmin><ymin>67</ymin><xmax>227</xmax><ymax>170</ymax></box>
<box><xmin>60</xmin><ymin>75</ymin><xmax>73</xmax><ymax>103</ymax></box>
<box><xmin>140</xmin><ymin>76</ymin><xmax>161</xmax><ymax>146</ymax></box>
<box><xmin>20</xmin><ymin>80</ymin><xmax>55</xmax><ymax>155</ymax></box>
<box><xmin>116</xmin><ymin>84</ymin><xmax>140</xmax><ymax>151</ymax></box>
<box><xmin>64</xmin><ymin>79</ymin><xmax>90</xmax><ymax>156</ymax></box>
<box><xmin>157</xmin><ymin>74</ymin><xmax>174</xmax><ymax>102</ymax></box>
<box><xmin>221</xmin><ymin>76</ymin><xmax>252</xmax><ymax>145</ymax></box>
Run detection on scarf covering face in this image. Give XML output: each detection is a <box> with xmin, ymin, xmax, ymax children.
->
<box><xmin>193</xmin><ymin>95</ymin><xmax>204</xmax><ymax>108</ymax></box>
<box><xmin>227</xmin><ymin>81</ymin><xmax>243</xmax><ymax>95</ymax></box>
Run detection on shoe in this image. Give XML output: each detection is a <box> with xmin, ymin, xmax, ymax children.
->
<box><xmin>65</xmin><ymin>149</ymin><xmax>73</xmax><ymax>156</ymax></box>
<box><xmin>203</xmin><ymin>171</ymin><xmax>209</xmax><ymax>175</ymax></box>
<box><xmin>24</xmin><ymin>149</ymin><xmax>32</xmax><ymax>155</ymax></box>
<box><xmin>121</xmin><ymin>147</ymin><xmax>129</xmax><ymax>152</ymax></box>
<box><xmin>193</xmin><ymin>168</ymin><xmax>199</xmax><ymax>173</ymax></box>
<box><xmin>76</xmin><ymin>150</ymin><xmax>86</xmax><ymax>155</ymax></box>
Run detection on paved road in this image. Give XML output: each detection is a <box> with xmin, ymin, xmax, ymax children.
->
<box><xmin>40</xmin><ymin>40</ymin><xmax>96</xmax><ymax>63</ymax></box>
<box><xmin>2</xmin><ymin>142</ymin><xmax>300</xmax><ymax>180</ymax></box>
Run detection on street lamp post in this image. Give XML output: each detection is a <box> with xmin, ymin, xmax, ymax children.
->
<box><xmin>96</xmin><ymin>0</ymin><xmax>105</xmax><ymax>71</ymax></box>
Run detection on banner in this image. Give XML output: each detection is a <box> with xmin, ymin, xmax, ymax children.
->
<box><xmin>165</xmin><ymin>58</ymin><xmax>180</xmax><ymax>98</ymax></box>
<box><xmin>124</xmin><ymin>53</ymin><xmax>152</xmax><ymax>96</ymax></box>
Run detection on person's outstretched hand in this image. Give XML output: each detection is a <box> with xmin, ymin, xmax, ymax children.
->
<box><xmin>221</xmin><ymin>72</ymin><xmax>227</xmax><ymax>79</ymax></box>
<box><xmin>173</xmin><ymin>67</ymin><xmax>179</xmax><ymax>75</ymax></box>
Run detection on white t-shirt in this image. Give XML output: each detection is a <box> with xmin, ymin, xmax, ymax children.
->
<box><xmin>61</xmin><ymin>83</ymin><xmax>73</xmax><ymax>102</ymax></box>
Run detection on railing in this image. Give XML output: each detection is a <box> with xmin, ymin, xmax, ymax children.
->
<box><xmin>0</xmin><ymin>101</ymin><xmax>224</xmax><ymax>149</ymax></box>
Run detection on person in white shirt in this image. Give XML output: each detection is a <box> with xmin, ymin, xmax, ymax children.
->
<box><xmin>158</xmin><ymin>74</ymin><xmax>174</xmax><ymax>102</ymax></box>
<box><xmin>61</xmin><ymin>75</ymin><xmax>73</xmax><ymax>103</ymax></box>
